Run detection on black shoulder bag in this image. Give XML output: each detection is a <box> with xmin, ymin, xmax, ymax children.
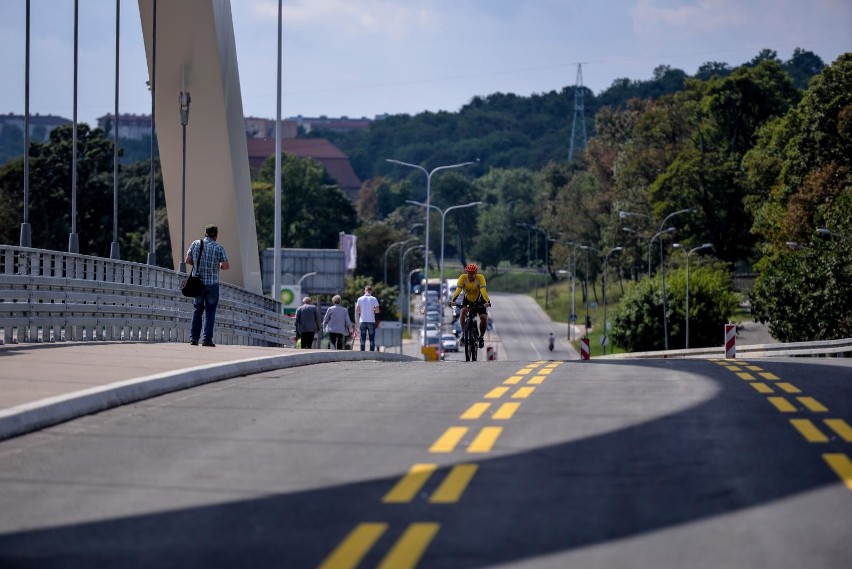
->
<box><xmin>180</xmin><ymin>238</ymin><xmax>205</xmax><ymax>297</ymax></box>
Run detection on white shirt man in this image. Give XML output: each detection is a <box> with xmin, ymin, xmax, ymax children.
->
<box><xmin>355</xmin><ymin>286</ymin><xmax>380</xmax><ymax>351</ymax></box>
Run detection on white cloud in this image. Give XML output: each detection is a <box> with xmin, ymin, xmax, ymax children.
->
<box><xmin>631</xmin><ymin>0</ymin><xmax>746</xmax><ymax>34</ymax></box>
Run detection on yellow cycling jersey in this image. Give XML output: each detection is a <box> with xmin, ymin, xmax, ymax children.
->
<box><xmin>451</xmin><ymin>273</ymin><xmax>490</xmax><ymax>303</ymax></box>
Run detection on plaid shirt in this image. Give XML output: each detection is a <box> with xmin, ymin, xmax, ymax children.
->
<box><xmin>186</xmin><ymin>237</ymin><xmax>229</xmax><ymax>285</ymax></box>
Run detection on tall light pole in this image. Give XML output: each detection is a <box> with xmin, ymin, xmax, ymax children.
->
<box><xmin>529</xmin><ymin>225</ymin><xmax>550</xmax><ymax>308</ymax></box>
<box><xmin>387</xmin><ymin>159</ymin><xmax>475</xmax><ymax>358</ymax></box>
<box><xmin>579</xmin><ymin>245</ymin><xmax>600</xmax><ymax>338</ymax></box>
<box><xmin>658</xmin><ymin>208</ymin><xmax>695</xmax><ymax>350</ymax></box>
<box><xmin>400</xmin><ymin>244</ymin><xmax>424</xmax><ymax>332</ymax></box>
<box><xmin>602</xmin><ymin>246</ymin><xmax>623</xmax><ymax>355</ymax></box>
<box><xmin>384</xmin><ymin>234</ymin><xmax>418</xmax><ymax>284</ymax></box>
<box><xmin>517</xmin><ymin>223</ymin><xmax>533</xmax><ymax>292</ymax></box>
<box><xmin>20</xmin><ymin>0</ymin><xmax>32</xmax><ymax>248</ymax></box>
<box><xmin>673</xmin><ymin>243</ymin><xmax>712</xmax><ymax>349</ymax></box>
<box><xmin>272</xmin><ymin>0</ymin><xmax>283</xmax><ymax>301</ymax></box>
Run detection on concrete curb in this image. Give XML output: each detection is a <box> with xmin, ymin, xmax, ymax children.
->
<box><xmin>0</xmin><ymin>350</ymin><xmax>418</xmax><ymax>442</ymax></box>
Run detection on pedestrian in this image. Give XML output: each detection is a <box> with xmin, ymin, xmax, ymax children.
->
<box><xmin>354</xmin><ymin>285</ymin><xmax>380</xmax><ymax>351</ymax></box>
<box><xmin>295</xmin><ymin>296</ymin><xmax>321</xmax><ymax>349</ymax></box>
<box><xmin>323</xmin><ymin>294</ymin><xmax>354</xmax><ymax>349</ymax></box>
<box><xmin>185</xmin><ymin>224</ymin><xmax>230</xmax><ymax>347</ymax></box>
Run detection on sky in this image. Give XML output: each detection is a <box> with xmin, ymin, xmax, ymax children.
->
<box><xmin>1</xmin><ymin>0</ymin><xmax>850</xmax><ymax>128</ymax></box>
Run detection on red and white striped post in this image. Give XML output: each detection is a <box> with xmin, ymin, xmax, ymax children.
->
<box><xmin>725</xmin><ymin>324</ymin><xmax>736</xmax><ymax>359</ymax></box>
<box><xmin>581</xmin><ymin>337</ymin><xmax>590</xmax><ymax>360</ymax></box>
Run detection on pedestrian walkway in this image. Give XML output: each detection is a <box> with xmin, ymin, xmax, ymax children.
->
<box><xmin>0</xmin><ymin>342</ymin><xmax>416</xmax><ymax>442</ymax></box>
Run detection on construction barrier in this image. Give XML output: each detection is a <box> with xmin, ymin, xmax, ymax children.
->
<box><xmin>725</xmin><ymin>324</ymin><xmax>737</xmax><ymax>359</ymax></box>
<box><xmin>581</xmin><ymin>338</ymin><xmax>590</xmax><ymax>360</ymax></box>
<box><xmin>421</xmin><ymin>346</ymin><xmax>439</xmax><ymax>361</ymax></box>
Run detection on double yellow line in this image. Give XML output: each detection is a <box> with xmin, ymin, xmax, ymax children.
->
<box><xmin>712</xmin><ymin>359</ymin><xmax>852</xmax><ymax>490</ymax></box>
<box><xmin>319</xmin><ymin>361</ymin><xmax>562</xmax><ymax>568</ymax></box>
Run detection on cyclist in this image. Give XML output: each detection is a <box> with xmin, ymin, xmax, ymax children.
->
<box><xmin>450</xmin><ymin>263</ymin><xmax>491</xmax><ymax>348</ymax></box>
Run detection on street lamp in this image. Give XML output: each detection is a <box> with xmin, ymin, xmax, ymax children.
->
<box><xmin>657</xmin><ymin>208</ymin><xmax>696</xmax><ymax>350</ymax></box>
<box><xmin>517</xmin><ymin>223</ymin><xmax>533</xmax><ymax>292</ymax></box>
<box><xmin>579</xmin><ymin>244</ymin><xmax>600</xmax><ymax>338</ymax></box>
<box><xmin>673</xmin><ymin>243</ymin><xmax>712</xmax><ymax>349</ymax></box>
<box><xmin>602</xmin><ymin>246</ymin><xmax>623</xmax><ymax>355</ymax></box>
<box><xmin>400</xmin><ymin>244</ymin><xmax>424</xmax><ymax>330</ymax></box>
<box><xmin>384</xmin><ymin>233</ymin><xmax>419</xmax><ymax>284</ymax></box>
<box><xmin>297</xmin><ymin>271</ymin><xmax>317</xmax><ymax>288</ymax></box>
<box><xmin>530</xmin><ymin>225</ymin><xmax>550</xmax><ymax>308</ymax></box>
<box><xmin>554</xmin><ymin>239</ymin><xmax>579</xmax><ymax>341</ymax></box>
<box><xmin>816</xmin><ymin>228</ymin><xmax>852</xmax><ymax>242</ymax></box>
<box><xmin>387</xmin><ymin>159</ymin><xmax>475</xmax><ymax>358</ymax></box>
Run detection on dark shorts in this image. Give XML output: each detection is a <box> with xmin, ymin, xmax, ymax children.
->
<box><xmin>461</xmin><ymin>298</ymin><xmax>488</xmax><ymax>316</ymax></box>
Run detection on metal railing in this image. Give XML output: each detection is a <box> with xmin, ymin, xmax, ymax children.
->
<box><xmin>602</xmin><ymin>337</ymin><xmax>852</xmax><ymax>359</ymax></box>
<box><xmin>0</xmin><ymin>245</ymin><xmax>295</xmax><ymax>347</ymax></box>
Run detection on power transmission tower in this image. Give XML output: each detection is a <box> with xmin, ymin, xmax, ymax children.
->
<box><xmin>568</xmin><ymin>63</ymin><xmax>587</xmax><ymax>162</ymax></box>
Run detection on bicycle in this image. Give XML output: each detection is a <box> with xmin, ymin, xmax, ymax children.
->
<box><xmin>453</xmin><ymin>301</ymin><xmax>488</xmax><ymax>362</ymax></box>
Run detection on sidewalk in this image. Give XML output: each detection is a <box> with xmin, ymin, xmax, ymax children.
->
<box><xmin>0</xmin><ymin>342</ymin><xmax>417</xmax><ymax>442</ymax></box>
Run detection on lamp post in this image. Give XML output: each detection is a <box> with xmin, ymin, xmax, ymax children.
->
<box><xmin>384</xmin><ymin>234</ymin><xmax>419</xmax><ymax>284</ymax></box>
<box><xmin>400</xmin><ymin>244</ymin><xmax>424</xmax><ymax>331</ymax></box>
<box><xmin>602</xmin><ymin>246</ymin><xmax>623</xmax><ymax>355</ymax></box>
<box><xmin>517</xmin><ymin>223</ymin><xmax>533</xmax><ymax>292</ymax></box>
<box><xmin>816</xmin><ymin>228</ymin><xmax>852</xmax><ymax>242</ymax></box>
<box><xmin>554</xmin><ymin>239</ymin><xmax>578</xmax><ymax>341</ymax></box>
<box><xmin>579</xmin><ymin>245</ymin><xmax>600</xmax><ymax>339</ymax></box>
<box><xmin>673</xmin><ymin>243</ymin><xmax>712</xmax><ymax>349</ymax></box>
<box><xmin>387</xmin><ymin>159</ymin><xmax>475</xmax><ymax>358</ymax></box>
<box><xmin>406</xmin><ymin>267</ymin><xmax>421</xmax><ymax>338</ymax></box>
<box><xmin>297</xmin><ymin>271</ymin><xmax>317</xmax><ymax>288</ymax></box>
<box><xmin>530</xmin><ymin>225</ymin><xmax>550</xmax><ymax>308</ymax></box>
<box><xmin>658</xmin><ymin>208</ymin><xmax>695</xmax><ymax>350</ymax></box>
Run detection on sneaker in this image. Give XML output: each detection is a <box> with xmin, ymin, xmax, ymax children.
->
<box><xmin>190</xmin><ymin>340</ymin><xmax>198</xmax><ymax>346</ymax></box>
<box><xmin>202</xmin><ymin>341</ymin><xmax>216</xmax><ymax>347</ymax></box>
<box><xmin>478</xmin><ymin>337</ymin><xmax>485</xmax><ymax>349</ymax></box>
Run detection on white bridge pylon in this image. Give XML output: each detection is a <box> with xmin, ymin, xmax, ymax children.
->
<box><xmin>138</xmin><ymin>0</ymin><xmax>262</xmax><ymax>293</ymax></box>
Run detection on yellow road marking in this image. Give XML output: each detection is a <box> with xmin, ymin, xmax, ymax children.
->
<box><xmin>513</xmin><ymin>386</ymin><xmax>536</xmax><ymax>399</ymax></box>
<box><xmin>798</xmin><ymin>397</ymin><xmax>828</xmax><ymax>413</ymax></box>
<box><xmin>776</xmin><ymin>382</ymin><xmax>801</xmax><ymax>394</ymax></box>
<box><xmin>790</xmin><ymin>419</ymin><xmax>829</xmax><ymax>443</ymax></box>
<box><xmin>822</xmin><ymin>454</ymin><xmax>852</xmax><ymax>491</ymax></box>
<box><xmin>736</xmin><ymin>372</ymin><xmax>756</xmax><ymax>380</ymax></box>
<box><xmin>484</xmin><ymin>386</ymin><xmax>509</xmax><ymax>399</ymax></box>
<box><xmin>727</xmin><ymin>366</ymin><xmax>742</xmax><ymax>372</ymax></box>
<box><xmin>767</xmin><ymin>397</ymin><xmax>797</xmax><ymax>413</ymax></box>
<box><xmin>319</xmin><ymin>522</ymin><xmax>387</xmax><ymax>569</ymax></box>
<box><xmin>824</xmin><ymin>419</ymin><xmax>852</xmax><ymax>442</ymax></box>
<box><xmin>759</xmin><ymin>372</ymin><xmax>780</xmax><ymax>380</ymax></box>
<box><xmin>467</xmin><ymin>426</ymin><xmax>502</xmax><ymax>452</ymax></box>
<box><xmin>527</xmin><ymin>375</ymin><xmax>547</xmax><ymax>385</ymax></box>
<box><xmin>503</xmin><ymin>375</ymin><xmax>524</xmax><ymax>385</ymax></box>
<box><xmin>430</xmin><ymin>464</ymin><xmax>478</xmax><ymax>503</ymax></box>
<box><xmin>377</xmin><ymin>523</ymin><xmax>440</xmax><ymax>569</ymax></box>
<box><xmin>750</xmin><ymin>383</ymin><xmax>773</xmax><ymax>394</ymax></box>
<box><xmin>538</xmin><ymin>368</ymin><xmax>553</xmax><ymax>375</ymax></box>
<box><xmin>493</xmin><ymin>402</ymin><xmax>521</xmax><ymax>419</ymax></box>
<box><xmin>430</xmin><ymin>427</ymin><xmax>468</xmax><ymax>453</ymax></box>
<box><xmin>745</xmin><ymin>365</ymin><xmax>763</xmax><ymax>371</ymax></box>
<box><xmin>460</xmin><ymin>402</ymin><xmax>490</xmax><ymax>420</ymax></box>
<box><xmin>545</xmin><ymin>362</ymin><xmax>560</xmax><ymax>368</ymax></box>
<box><xmin>383</xmin><ymin>464</ymin><xmax>437</xmax><ymax>503</ymax></box>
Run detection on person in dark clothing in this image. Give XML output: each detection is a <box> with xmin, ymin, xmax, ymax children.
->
<box><xmin>295</xmin><ymin>296</ymin><xmax>321</xmax><ymax>349</ymax></box>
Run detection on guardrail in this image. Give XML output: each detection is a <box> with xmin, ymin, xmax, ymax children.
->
<box><xmin>602</xmin><ymin>336</ymin><xmax>852</xmax><ymax>359</ymax></box>
<box><xmin>0</xmin><ymin>245</ymin><xmax>295</xmax><ymax>347</ymax></box>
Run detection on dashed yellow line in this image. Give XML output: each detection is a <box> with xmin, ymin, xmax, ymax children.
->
<box><xmin>383</xmin><ymin>464</ymin><xmax>437</xmax><ymax>503</ymax></box>
<box><xmin>319</xmin><ymin>523</ymin><xmax>387</xmax><ymax>569</ymax></box>
<box><xmin>790</xmin><ymin>419</ymin><xmax>829</xmax><ymax>443</ymax></box>
<box><xmin>430</xmin><ymin>427</ymin><xmax>468</xmax><ymax>453</ymax></box>
<box><xmin>484</xmin><ymin>386</ymin><xmax>510</xmax><ymax>399</ymax></box>
<box><xmin>493</xmin><ymin>402</ymin><xmax>521</xmax><ymax>420</ymax></box>
<box><xmin>767</xmin><ymin>397</ymin><xmax>797</xmax><ymax>413</ymax></box>
<box><xmin>823</xmin><ymin>454</ymin><xmax>852</xmax><ymax>491</ymax></box>
<box><xmin>736</xmin><ymin>372</ymin><xmax>756</xmax><ymax>380</ymax></box>
<box><xmin>775</xmin><ymin>382</ymin><xmax>800</xmax><ymax>394</ymax></box>
<box><xmin>759</xmin><ymin>371</ymin><xmax>780</xmax><ymax>381</ymax></box>
<box><xmin>798</xmin><ymin>397</ymin><xmax>828</xmax><ymax>413</ymax></box>
<box><xmin>512</xmin><ymin>386</ymin><xmax>536</xmax><ymax>399</ymax></box>
<box><xmin>745</xmin><ymin>365</ymin><xmax>763</xmax><ymax>371</ymax></box>
<box><xmin>750</xmin><ymin>383</ymin><xmax>773</xmax><ymax>394</ymax></box>
<box><xmin>824</xmin><ymin>419</ymin><xmax>852</xmax><ymax>442</ymax></box>
<box><xmin>538</xmin><ymin>368</ymin><xmax>553</xmax><ymax>375</ymax></box>
<box><xmin>460</xmin><ymin>402</ymin><xmax>490</xmax><ymax>420</ymax></box>
<box><xmin>430</xmin><ymin>464</ymin><xmax>478</xmax><ymax>503</ymax></box>
<box><xmin>503</xmin><ymin>375</ymin><xmax>524</xmax><ymax>385</ymax></box>
<box><xmin>377</xmin><ymin>523</ymin><xmax>440</xmax><ymax>569</ymax></box>
<box><xmin>467</xmin><ymin>426</ymin><xmax>502</xmax><ymax>453</ymax></box>
<box><xmin>527</xmin><ymin>375</ymin><xmax>547</xmax><ymax>385</ymax></box>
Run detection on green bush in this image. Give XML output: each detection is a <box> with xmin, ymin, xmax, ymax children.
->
<box><xmin>610</xmin><ymin>266</ymin><xmax>738</xmax><ymax>352</ymax></box>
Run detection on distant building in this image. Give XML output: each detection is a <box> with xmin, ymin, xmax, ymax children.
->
<box><xmin>291</xmin><ymin>115</ymin><xmax>373</xmax><ymax>134</ymax></box>
<box><xmin>0</xmin><ymin>113</ymin><xmax>71</xmax><ymax>140</ymax></box>
<box><xmin>244</xmin><ymin>116</ymin><xmax>297</xmax><ymax>139</ymax></box>
<box><xmin>245</xmin><ymin>137</ymin><xmax>362</xmax><ymax>201</ymax></box>
<box><xmin>96</xmin><ymin>113</ymin><xmax>153</xmax><ymax>140</ymax></box>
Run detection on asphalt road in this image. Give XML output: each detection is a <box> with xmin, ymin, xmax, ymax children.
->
<box><xmin>0</xmin><ymin>356</ymin><xmax>849</xmax><ymax>568</ymax></box>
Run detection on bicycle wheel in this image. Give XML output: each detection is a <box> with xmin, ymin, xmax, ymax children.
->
<box><xmin>465</xmin><ymin>318</ymin><xmax>478</xmax><ymax>362</ymax></box>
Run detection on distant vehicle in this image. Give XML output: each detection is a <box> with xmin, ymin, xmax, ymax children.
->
<box><xmin>452</xmin><ymin>320</ymin><xmax>461</xmax><ymax>337</ymax></box>
<box><xmin>441</xmin><ymin>333</ymin><xmax>458</xmax><ymax>352</ymax></box>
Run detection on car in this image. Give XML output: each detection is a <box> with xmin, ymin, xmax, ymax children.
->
<box><xmin>425</xmin><ymin>309</ymin><xmax>442</xmax><ymax>321</ymax></box>
<box><xmin>441</xmin><ymin>333</ymin><xmax>458</xmax><ymax>352</ymax></box>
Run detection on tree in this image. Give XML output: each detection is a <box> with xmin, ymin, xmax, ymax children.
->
<box><xmin>256</xmin><ymin>153</ymin><xmax>357</xmax><ymax>249</ymax></box>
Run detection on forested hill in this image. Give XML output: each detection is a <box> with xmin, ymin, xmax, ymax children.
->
<box><xmin>313</xmin><ymin>48</ymin><xmax>826</xmax><ymax>183</ymax></box>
